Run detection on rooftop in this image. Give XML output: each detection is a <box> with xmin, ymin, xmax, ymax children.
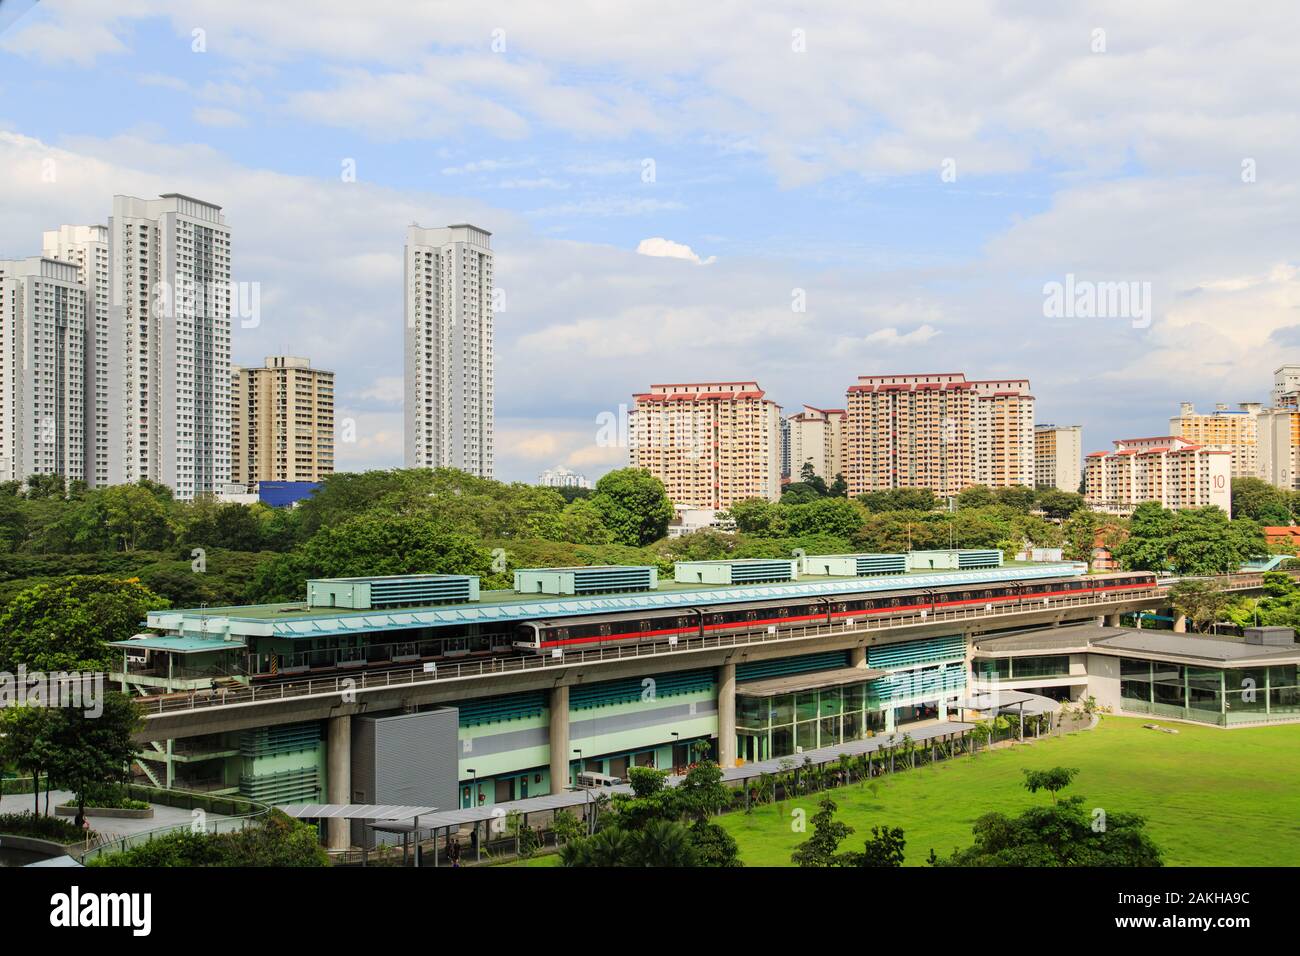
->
<box><xmin>147</xmin><ymin>560</ymin><xmax>1086</xmax><ymax>637</ymax></box>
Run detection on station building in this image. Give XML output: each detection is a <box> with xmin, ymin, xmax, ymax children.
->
<box><xmin>109</xmin><ymin>553</ymin><xmax>1296</xmax><ymax>832</ymax></box>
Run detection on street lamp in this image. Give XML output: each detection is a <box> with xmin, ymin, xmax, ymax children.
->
<box><xmin>670</xmin><ymin>732</ymin><xmax>680</xmax><ymax>772</ymax></box>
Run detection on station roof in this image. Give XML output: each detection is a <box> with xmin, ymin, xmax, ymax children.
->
<box><xmin>973</xmin><ymin>624</ymin><xmax>1124</xmax><ymax>656</ymax></box>
<box><xmin>147</xmin><ymin>561</ymin><xmax>1086</xmax><ymax>640</ymax></box>
<box><xmin>1091</xmin><ymin>631</ymin><xmax>1300</xmax><ymax>665</ymax></box>
<box><xmin>736</xmin><ymin>666</ymin><xmax>888</xmax><ymax>697</ymax></box>
<box><xmin>108</xmin><ymin>635</ymin><xmax>247</xmax><ymax>654</ymax></box>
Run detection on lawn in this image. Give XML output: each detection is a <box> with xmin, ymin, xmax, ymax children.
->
<box><xmin>716</xmin><ymin>717</ymin><xmax>1300</xmax><ymax>867</ymax></box>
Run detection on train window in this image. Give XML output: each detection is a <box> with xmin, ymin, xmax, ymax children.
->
<box><xmin>639</xmin><ymin>620</ymin><xmax>652</xmax><ymax>632</ymax></box>
<box><xmin>599</xmin><ymin>624</ymin><xmax>612</xmax><ymax>637</ymax></box>
<box><xmin>556</xmin><ymin>628</ymin><xmax>569</xmax><ymax>641</ymax></box>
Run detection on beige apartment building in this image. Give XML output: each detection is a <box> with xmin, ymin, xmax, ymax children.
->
<box><xmin>787</xmin><ymin>405</ymin><xmax>846</xmax><ymax>483</ymax></box>
<box><xmin>231</xmin><ymin>357</ymin><xmax>335</xmax><ymax>489</ymax></box>
<box><xmin>630</xmin><ymin>381</ymin><xmax>781</xmax><ymax>509</ymax></box>
<box><xmin>842</xmin><ymin>373</ymin><xmax>1034</xmax><ymax>497</ymax></box>
<box><xmin>1034</xmin><ymin>424</ymin><xmax>1083</xmax><ymax>492</ymax></box>
<box><xmin>1084</xmin><ymin>436</ymin><xmax>1232</xmax><ymax>515</ymax></box>
<box><xmin>1169</xmin><ymin>402</ymin><xmax>1261</xmax><ymax>478</ymax></box>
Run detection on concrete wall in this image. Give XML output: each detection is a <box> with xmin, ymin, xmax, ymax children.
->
<box><xmin>1086</xmin><ymin>653</ymin><xmax>1122</xmax><ymax>711</ymax></box>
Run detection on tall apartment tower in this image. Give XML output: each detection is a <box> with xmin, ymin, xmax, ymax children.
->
<box><xmin>1271</xmin><ymin>365</ymin><xmax>1300</xmax><ymax>408</ymax></box>
<box><xmin>0</xmin><ymin>258</ymin><xmax>86</xmax><ymax>484</ymax></box>
<box><xmin>843</xmin><ymin>373</ymin><xmax>1034</xmax><ymax>497</ymax></box>
<box><xmin>108</xmin><ymin>194</ymin><xmax>232</xmax><ymax>499</ymax></box>
<box><xmin>403</xmin><ymin>224</ymin><xmax>494</xmax><ymax>477</ymax></box>
<box><xmin>231</xmin><ymin>356</ymin><xmax>335</xmax><ymax>489</ymax></box>
<box><xmin>1258</xmin><ymin>407</ymin><xmax>1300</xmax><ymax>490</ymax></box>
<box><xmin>42</xmin><ymin>225</ymin><xmax>111</xmax><ymax>487</ymax></box>
<box><xmin>630</xmin><ymin>381</ymin><xmax>781</xmax><ymax>510</ymax></box>
<box><xmin>1169</xmin><ymin>402</ymin><xmax>1262</xmax><ymax>478</ymax></box>
<box><xmin>787</xmin><ymin>405</ymin><xmax>846</xmax><ymax>482</ymax></box>
<box><xmin>1034</xmin><ymin>424</ymin><xmax>1083</xmax><ymax>492</ymax></box>
<box><xmin>1085</xmin><ymin>436</ymin><xmax>1232</xmax><ymax>515</ymax></box>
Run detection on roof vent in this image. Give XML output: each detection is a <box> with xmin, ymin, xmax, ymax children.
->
<box><xmin>803</xmin><ymin>553</ymin><xmax>907</xmax><ymax>576</ymax></box>
<box><xmin>306</xmin><ymin>575</ymin><xmax>479</xmax><ymax>610</ymax></box>
<box><xmin>673</xmin><ymin>559</ymin><xmax>797</xmax><ymax>585</ymax></box>
<box><xmin>513</xmin><ymin>566</ymin><xmax>658</xmax><ymax>596</ymax></box>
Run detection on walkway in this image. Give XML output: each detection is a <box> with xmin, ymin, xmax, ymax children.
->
<box><xmin>0</xmin><ymin>789</ymin><xmax>231</xmax><ymax>839</ymax></box>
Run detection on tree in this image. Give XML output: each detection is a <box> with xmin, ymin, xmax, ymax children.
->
<box><xmin>47</xmin><ymin>691</ymin><xmax>142</xmax><ymax>829</ymax></box>
<box><xmin>689</xmin><ymin>820</ymin><xmax>742</xmax><ymax>867</ymax></box>
<box><xmin>1114</xmin><ymin>501</ymin><xmax>1174</xmax><ymax>571</ymax></box>
<box><xmin>0</xmin><ymin>706</ymin><xmax>59</xmax><ymax>816</ymax></box>
<box><xmin>842</xmin><ymin>825</ymin><xmax>906</xmax><ymax>867</ymax></box>
<box><xmin>633</xmin><ymin>818</ymin><xmax>700</xmax><ymax>867</ymax></box>
<box><xmin>97</xmin><ymin>483</ymin><xmax>174</xmax><ymax>551</ymax></box>
<box><xmin>24</xmin><ymin>473</ymin><xmax>67</xmax><ymax>500</ymax></box>
<box><xmin>1170</xmin><ymin>579</ymin><xmax>1232</xmax><ymax>633</ymax></box>
<box><xmin>993</xmin><ymin>486</ymin><xmax>1037</xmax><ymax>512</ymax></box>
<box><xmin>1232</xmin><ymin>477</ymin><xmax>1292</xmax><ymax>526</ymax></box>
<box><xmin>590</xmin><ymin>468</ymin><xmax>674</xmax><ymax>546</ymax></box>
<box><xmin>1035</xmin><ymin>489</ymin><xmax>1086</xmax><ymax>521</ymax></box>
<box><xmin>0</xmin><ymin>576</ymin><xmax>168</xmax><ymax>672</ymax></box>
<box><xmin>1021</xmin><ymin>766</ymin><xmax>1080</xmax><ymax>805</ymax></box>
<box><xmin>791</xmin><ymin>795</ymin><xmax>854</xmax><ymax>867</ymax></box>
<box><xmin>556</xmin><ymin>498</ymin><xmax>613</xmax><ymax>544</ymax></box>
<box><xmin>932</xmin><ymin>796</ymin><xmax>1163</xmax><ymax>867</ymax></box>
<box><xmin>858</xmin><ymin>488</ymin><xmax>937</xmax><ymax>513</ymax></box>
<box><xmin>957</xmin><ymin>485</ymin><xmax>995</xmax><ymax>509</ymax></box>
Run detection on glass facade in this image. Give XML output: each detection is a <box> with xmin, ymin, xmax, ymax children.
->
<box><xmin>736</xmin><ymin>681</ymin><xmax>887</xmax><ymax>763</ymax></box>
<box><xmin>1118</xmin><ymin>659</ymin><xmax>1300</xmax><ymax>725</ymax></box>
<box><xmin>975</xmin><ymin>655</ymin><xmax>1071</xmax><ymax>682</ymax></box>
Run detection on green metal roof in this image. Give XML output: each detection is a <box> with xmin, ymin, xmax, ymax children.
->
<box><xmin>110</xmin><ymin>635</ymin><xmax>247</xmax><ymax>654</ymax></box>
<box><xmin>146</xmin><ymin>561</ymin><xmax>1086</xmax><ymax>640</ymax></box>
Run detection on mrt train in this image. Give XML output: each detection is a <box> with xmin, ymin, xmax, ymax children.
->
<box><xmin>512</xmin><ymin>571</ymin><xmax>1158</xmax><ymax>654</ymax></box>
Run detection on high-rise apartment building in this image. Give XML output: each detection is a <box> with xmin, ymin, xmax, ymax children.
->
<box><xmin>1258</xmin><ymin>407</ymin><xmax>1300</xmax><ymax>490</ymax></box>
<box><xmin>842</xmin><ymin>373</ymin><xmax>1034</xmax><ymax>497</ymax></box>
<box><xmin>42</xmin><ymin>224</ymin><xmax>111</xmax><ymax>487</ymax></box>
<box><xmin>1271</xmin><ymin>365</ymin><xmax>1300</xmax><ymax>408</ymax></box>
<box><xmin>1085</xmin><ymin>436</ymin><xmax>1231</xmax><ymax>514</ymax></box>
<box><xmin>0</xmin><ymin>258</ymin><xmax>86</xmax><ymax>485</ymax></box>
<box><xmin>787</xmin><ymin>405</ymin><xmax>846</xmax><ymax>483</ymax></box>
<box><xmin>630</xmin><ymin>381</ymin><xmax>781</xmax><ymax>509</ymax></box>
<box><xmin>108</xmin><ymin>194</ymin><xmax>232</xmax><ymax>499</ymax></box>
<box><xmin>403</xmin><ymin>223</ymin><xmax>494</xmax><ymax>477</ymax></box>
<box><xmin>230</xmin><ymin>356</ymin><xmax>334</xmax><ymax>489</ymax></box>
<box><xmin>1034</xmin><ymin>424</ymin><xmax>1083</xmax><ymax>492</ymax></box>
<box><xmin>1169</xmin><ymin>402</ymin><xmax>1261</xmax><ymax>478</ymax></box>
<box><xmin>538</xmin><ymin>465</ymin><xmax>591</xmax><ymax>489</ymax></box>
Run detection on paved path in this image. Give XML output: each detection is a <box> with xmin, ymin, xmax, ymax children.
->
<box><xmin>1</xmin><ymin>790</ymin><xmax>230</xmax><ymax>838</ymax></box>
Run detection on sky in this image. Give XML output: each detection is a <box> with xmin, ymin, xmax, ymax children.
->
<box><xmin>2</xmin><ymin>0</ymin><xmax>1299</xmax><ymax>483</ymax></box>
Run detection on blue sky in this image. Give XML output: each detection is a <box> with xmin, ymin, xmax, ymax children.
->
<box><xmin>2</xmin><ymin>1</ymin><xmax>1299</xmax><ymax>481</ymax></box>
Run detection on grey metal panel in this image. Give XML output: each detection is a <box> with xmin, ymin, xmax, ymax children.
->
<box><xmin>460</xmin><ymin>725</ymin><xmax>548</xmax><ymax>758</ymax></box>
<box><xmin>352</xmin><ymin>708</ymin><xmax>458</xmax><ymax>847</ymax></box>
<box><xmin>570</xmin><ymin>699</ymin><xmax>715</xmax><ymax>741</ymax></box>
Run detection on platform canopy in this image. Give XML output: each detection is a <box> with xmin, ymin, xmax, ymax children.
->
<box><xmin>278</xmin><ymin>804</ymin><xmax>438</xmax><ymax>822</ymax></box>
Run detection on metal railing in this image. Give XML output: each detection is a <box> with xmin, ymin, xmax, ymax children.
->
<box><xmin>139</xmin><ymin>586</ymin><xmax>1170</xmax><ymax>718</ymax></box>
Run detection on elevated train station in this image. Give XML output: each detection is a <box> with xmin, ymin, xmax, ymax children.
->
<box><xmin>105</xmin><ymin>550</ymin><xmax>1292</xmax><ymax>850</ymax></box>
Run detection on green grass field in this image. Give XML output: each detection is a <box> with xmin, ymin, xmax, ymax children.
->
<box><xmin>716</xmin><ymin>717</ymin><xmax>1300</xmax><ymax>866</ymax></box>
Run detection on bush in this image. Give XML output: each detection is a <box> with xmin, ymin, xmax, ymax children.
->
<box><xmin>60</xmin><ymin>784</ymin><xmax>150</xmax><ymax>811</ymax></box>
<box><xmin>0</xmin><ymin>812</ymin><xmax>89</xmax><ymax>843</ymax></box>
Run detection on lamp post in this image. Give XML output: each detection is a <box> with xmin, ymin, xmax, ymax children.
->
<box><xmin>670</xmin><ymin>732</ymin><xmax>680</xmax><ymax>773</ymax></box>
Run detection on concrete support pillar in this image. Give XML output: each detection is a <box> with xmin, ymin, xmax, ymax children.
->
<box><xmin>326</xmin><ymin>714</ymin><xmax>351</xmax><ymax>851</ymax></box>
<box><xmin>548</xmin><ymin>685</ymin><xmax>570</xmax><ymax>795</ymax></box>
<box><xmin>1105</xmin><ymin>612</ymin><xmax>1122</xmax><ymax>627</ymax></box>
<box><xmin>1173</xmin><ymin>614</ymin><xmax>1187</xmax><ymax>633</ymax></box>
<box><xmin>849</xmin><ymin>646</ymin><xmax>867</xmax><ymax>668</ymax></box>
<box><xmin>717</xmin><ymin>663</ymin><xmax>736</xmax><ymax>768</ymax></box>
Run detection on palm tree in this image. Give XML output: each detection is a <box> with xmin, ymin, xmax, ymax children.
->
<box><xmin>559</xmin><ymin>826</ymin><xmax>633</xmax><ymax>867</ymax></box>
<box><xmin>635</xmin><ymin>819</ymin><xmax>700</xmax><ymax>867</ymax></box>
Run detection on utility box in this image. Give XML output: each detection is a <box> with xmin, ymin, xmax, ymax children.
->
<box><xmin>1244</xmin><ymin>626</ymin><xmax>1296</xmax><ymax>646</ymax></box>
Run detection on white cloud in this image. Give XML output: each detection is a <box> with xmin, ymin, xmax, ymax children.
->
<box><xmin>193</xmin><ymin>107</ymin><xmax>246</xmax><ymax>128</ymax></box>
<box><xmin>636</xmin><ymin>237</ymin><xmax>715</xmax><ymax>265</ymax></box>
<box><xmin>860</xmin><ymin>324</ymin><xmax>941</xmax><ymax>347</ymax></box>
